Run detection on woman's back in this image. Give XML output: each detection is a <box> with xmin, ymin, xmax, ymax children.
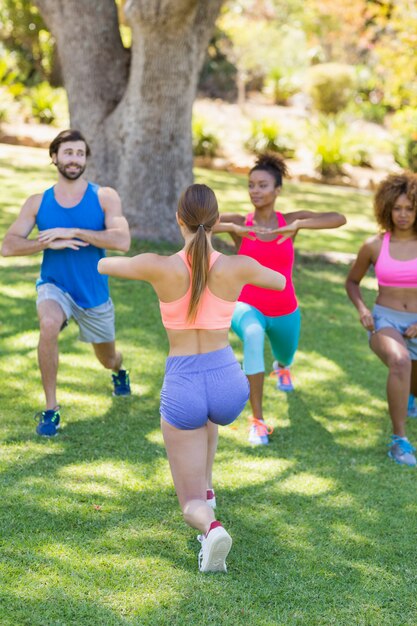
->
<box><xmin>154</xmin><ymin>250</ymin><xmax>258</xmax><ymax>356</ymax></box>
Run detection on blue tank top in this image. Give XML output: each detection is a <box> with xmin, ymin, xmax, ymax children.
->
<box><xmin>36</xmin><ymin>182</ymin><xmax>109</xmax><ymax>308</ymax></box>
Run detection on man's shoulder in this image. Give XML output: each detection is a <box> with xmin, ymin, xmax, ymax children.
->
<box><xmin>25</xmin><ymin>191</ymin><xmax>47</xmax><ymax>215</ymax></box>
<box><xmin>96</xmin><ymin>185</ymin><xmax>122</xmax><ymax>213</ymax></box>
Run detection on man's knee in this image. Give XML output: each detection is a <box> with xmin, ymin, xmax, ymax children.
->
<box><xmin>39</xmin><ymin>315</ymin><xmax>63</xmax><ymax>338</ymax></box>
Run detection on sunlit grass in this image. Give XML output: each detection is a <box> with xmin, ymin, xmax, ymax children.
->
<box><xmin>0</xmin><ymin>145</ymin><xmax>416</xmax><ymax>625</ymax></box>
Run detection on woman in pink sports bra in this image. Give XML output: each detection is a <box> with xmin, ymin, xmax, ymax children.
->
<box><xmin>98</xmin><ymin>184</ymin><xmax>285</xmax><ymax>572</ymax></box>
<box><xmin>346</xmin><ymin>173</ymin><xmax>417</xmax><ymax>467</ymax></box>
<box><xmin>214</xmin><ymin>153</ymin><xmax>346</xmax><ymax>445</ymax></box>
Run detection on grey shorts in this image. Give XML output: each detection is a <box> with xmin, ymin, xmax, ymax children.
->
<box><xmin>36</xmin><ymin>283</ymin><xmax>115</xmax><ymax>344</ymax></box>
<box><xmin>371</xmin><ymin>304</ymin><xmax>417</xmax><ymax>360</ymax></box>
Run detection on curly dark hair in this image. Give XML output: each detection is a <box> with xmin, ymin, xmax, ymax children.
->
<box><xmin>250</xmin><ymin>152</ymin><xmax>288</xmax><ymax>187</ymax></box>
<box><xmin>374</xmin><ymin>173</ymin><xmax>417</xmax><ymax>232</ymax></box>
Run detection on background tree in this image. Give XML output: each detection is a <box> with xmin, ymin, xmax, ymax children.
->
<box><xmin>32</xmin><ymin>0</ymin><xmax>224</xmax><ymax>241</ymax></box>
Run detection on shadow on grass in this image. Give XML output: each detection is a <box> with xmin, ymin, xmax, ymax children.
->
<box><xmin>1</xmin><ymin>209</ymin><xmax>416</xmax><ymax>622</ymax></box>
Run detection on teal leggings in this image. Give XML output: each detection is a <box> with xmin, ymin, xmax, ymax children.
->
<box><xmin>231</xmin><ymin>302</ymin><xmax>301</xmax><ymax>375</ymax></box>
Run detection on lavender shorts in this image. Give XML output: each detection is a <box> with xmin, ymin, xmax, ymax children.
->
<box><xmin>160</xmin><ymin>346</ymin><xmax>250</xmax><ymax>430</ymax></box>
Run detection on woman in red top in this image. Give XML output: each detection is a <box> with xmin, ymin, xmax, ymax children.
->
<box><xmin>215</xmin><ymin>153</ymin><xmax>346</xmax><ymax>445</ymax></box>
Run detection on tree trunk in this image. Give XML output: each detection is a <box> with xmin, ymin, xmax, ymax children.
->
<box><xmin>34</xmin><ymin>0</ymin><xmax>224</xmax><ymax>241</ymax></box>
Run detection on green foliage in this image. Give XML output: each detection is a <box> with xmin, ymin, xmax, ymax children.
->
<box><xmin>390</xmin><ymin>108</ymin><xmax>417</xmax><ymax>172</ymax></box>
<box><xmin>245</xmin><ymin>119</ymin><xmax>296</xmax><ymax>158</ymax></box>
<box><xmin>307</xmin><ymin>115</ymin><xmax>349</xmax><ymax>176</ymax></box>
<box><xmin>372</xmin><ymin>1</ymin><xmax>417</xmax><ymax>110</ymax></box>
<box><xmin>24</xmin><ymin>82</ymin><xmax>68</xmax><ymax>125</ymax></box>
<box><xmin>350</xmin><ymin>65</ymin><xmax>389</xmax><ymax>125</ymax></box>
<box><xmin>198</xmin><ymin>27</ymin><xmax>237</xmax><ymax>101</ymax></box>
<box><xmin>307</xmin><ymin>63</ymin><xmax>356</xmax><ymax>114</ymax></box>
<box><xmin>393</xmin><ymin>137</ymin><xmax>417</xmax><ymax>173</ymax></box>
<box><xmin>192</xmin><ymin>117</ymin><xmax>220</xmax><ymax>158</ymax></box>
<box><xmin>0</xmin><ymin>0</ymin><xmax>57</xmax><ymax>86</ymax></box>
<box><xmin>0</xmin><ymin>88</ymin><xmax>13</xmax><ymax>123</ymax></box>
<box><xmin>264</xmin><ymin>67</ymin><xmax>302</xmax><ymax>105</ymax></box>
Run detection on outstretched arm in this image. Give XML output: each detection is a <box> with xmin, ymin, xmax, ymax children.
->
<box><xmin>98</xmin><ymin>253</ymin><xmax>162</xmax><ymax>282</ymax></box>
<box><xmin>235</xmin><ymin>255</ymin><xmax>286</xmax><ymax>292</ymax></box>
<box><xmin>37</xmin><ymin>187</ymin><xmax>131</xmax><ymax>252</ymax></box>
<box><xmin>345</xmin><ymin>239</ymin><xmax>375</xmax><ymax>331</ymax></box>
<box><xmin>272</xmin><ymin>210</ymin><xmax>346</xmax><ymax>243</ymax></box>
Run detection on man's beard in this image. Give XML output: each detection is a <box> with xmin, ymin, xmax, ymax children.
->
<box><xmin>56</xmin><ymin>160</ymin><xmax>86</xmax><ymax>180</ymax></box>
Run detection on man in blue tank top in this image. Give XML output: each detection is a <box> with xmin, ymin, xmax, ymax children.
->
<box><xmin>1</xmin><ymin>129</ymin><xmax>132</xmax><ymax>436</ymax></box>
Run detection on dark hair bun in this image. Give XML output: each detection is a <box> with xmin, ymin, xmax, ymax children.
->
<box><xmin>254</xmin><ymin>152</ymin><xmax>287</xmax><ymax>177</ymax></box>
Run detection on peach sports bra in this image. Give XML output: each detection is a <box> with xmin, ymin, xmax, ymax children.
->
<box><xmin>374</xmin><ymin>232</ymin><xmax>417</xmax><ymax>288</ymax></box>
<box><xmin>159</xmin><ymin>250</ymin><xmax>236</xmax><ymax>330</ymax></box>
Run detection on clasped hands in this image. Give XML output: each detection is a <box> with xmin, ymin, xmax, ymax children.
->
<box><xmin>233</xmin><ymin>221</ymin><xmax>298</xmax><ymax>244</ymax></box>
<box><xmin>38</xmin><ymin>227</ymin><xmax>89</xmax><ymax>251</ymax></box>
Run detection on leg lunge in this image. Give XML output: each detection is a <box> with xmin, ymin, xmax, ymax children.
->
<box><xmin>161</xmin><ymin>419</ymin><xmax>232</xmax><ymax>572</ymax></box>
<box><xmin>247</xmin><ymin>372</ymin><xmax>271</xmax><ymax>445</ymax></box>
<box><xmin>206</xmin><ymin>421</ymin><xmax>218</xmax><ymax>509</ymax></box>
<box><xmin>93</xmin><ymin>342</ymin><xmax>131</xmax><ymax>396</ymax></box>
<box><xmin>35</xmin><ymin>300</ymin><xmax>65</xmax><ymax>436</ymax></box>
<box><xmin>371</xmin><ymin>330</ymin><xmax>416</xmax><ymax>466</ymax></box>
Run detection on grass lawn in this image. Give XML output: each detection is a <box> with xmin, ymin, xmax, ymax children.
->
<box><xmin>0</xmin><ymin>143</ymin><xmax>416</xmax><ymax>625</ymax></box>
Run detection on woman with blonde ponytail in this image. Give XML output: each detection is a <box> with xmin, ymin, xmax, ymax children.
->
<box><xmin>98</xmin><ymin>183</ymin><xmax>286</xmax><ymax>572</ymax></box>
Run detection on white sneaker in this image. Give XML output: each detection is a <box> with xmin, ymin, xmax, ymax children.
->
<box><xmin>207</xmin><ymin>489</ymin><xmax>216</xmax><ymax>509</ymax></box>
<box><xmin>198</xmin><ymin>525</ymin><xmax>232</xmax><ymax>573</ymax></box>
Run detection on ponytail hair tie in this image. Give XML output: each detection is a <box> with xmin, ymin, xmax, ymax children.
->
<box><xmin>198</xmin><ymin>224</ymin><xmax>205</xmax><ymax>228</ymax></box>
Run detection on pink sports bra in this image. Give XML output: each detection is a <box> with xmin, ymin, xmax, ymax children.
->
<box><xmin>159</xmin><ymin>250</ymin><xmax>236</xmax><ymax>330</ymax></box>
<box><xmin>375</xmin><ymin>232</ymin><xmax>417</xmax><ymax>288</ymax></box>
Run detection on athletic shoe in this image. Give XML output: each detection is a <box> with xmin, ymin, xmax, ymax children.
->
<box><xmin>112</xmin><ymin>369</ymin><xmax>131</xmax><ymax>396</ymax></box>
<box><xmin>408</xmin><ymin>394</ymin><xmax>417</xmax><ymax>418</ymax></box>
<box><xmin>35</xmin><ymin>406</ymin><xmax>61</xmax><ymax>437</ymax></box>
<box><xmin>198</xmin><ymin>522</ymin><xmax>232</xmax><ymax>573</ymax></box>
<box><xmin>248</xmin><ymin>417</ymin><xmax>272</xmax><ymax>445</ymax></box>
<box><xmin>207</xmin><ymin>489</ymin><xmax>216</xmax><ymax>509</ymax></box>
<box><xmin>388</xmin><ymin>436</ymin><xmax>416</xmax><ymax>467</ymax></box>
<box><xmin>271</xmin><ymin>361</ymin><xmax>294</xmax><ymax>392</ymax></box>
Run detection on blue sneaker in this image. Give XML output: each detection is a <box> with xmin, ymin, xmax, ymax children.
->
<box><xmin>408</xmin><ymin>394</ymin><xmax>417</xmax><ymax>418</ymax></box>
<box><xmin>271</xmin><ymin>361</ymin><xmax>294</xmax><ymax>392</ymax></box>
<box><xmin>388</xmin><ymin>436</ymin><xmax>416</xmax><ymax>467</ymax></box>
<box><xmin>35</xmin><ymin>407</ymin><xmax>61</xmax><ymax>437</ymax></box>
<box><xmin>112</xmin><ymin>369</ymin><xmax>131</xmax><ymax>396</ymax></box>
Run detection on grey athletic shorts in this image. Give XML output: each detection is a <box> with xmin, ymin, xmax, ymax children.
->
<box><xmin>36</xmin><ymin>283</ymin><xmax>115</xmax><ymax>344</ymax></box>
<box><xmin>371</xmin><ymin>303</ymin><xmax>417</xmax><ymax>360</ymax></box>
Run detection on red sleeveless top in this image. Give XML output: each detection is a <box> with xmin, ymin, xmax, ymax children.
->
<box><xmin>237</xmin><ymin>212</ymin><xmax>297</xmax><ymax>316</ymax></box>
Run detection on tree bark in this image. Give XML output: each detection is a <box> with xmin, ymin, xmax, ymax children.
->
<box><xmin>34</xmin><ymin>0</ymin><xmax>224</xmax><ymax>241</ymax></box>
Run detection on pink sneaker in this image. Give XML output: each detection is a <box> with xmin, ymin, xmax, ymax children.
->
<box><xmin>271</xmin><ymin>361</ymin><xmax>294</xmax><ymax>392</ymax></box>
<box><xmin>207</xmin><ymin>489</ymin><xmax>216</xmax><ymax>509</ymax></box>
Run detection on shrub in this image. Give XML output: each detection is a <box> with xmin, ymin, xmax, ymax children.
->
<box><xmin>192</xmin><ymin>117</ymin><xmax>220</xmax><ymax>158</ymax></box>
<box><xmin>245</xmin><ymin>119</ymin><xmax>296</xmax><ymax>158</ymax></box>
<box><xmin>0</xmin><ymin>87</ymin><xmax>13</xmax><ymax>124</ymax></box>
<box><xmin>264</xmin><ymin>68</ymin><xmax>301</xmax><ymax>105</ymax></box>
<box><xmin>393</xmin><ymin>136</ymin><xmax>417</xmax><ymax>172</ymax></box>
<box><xmin>390</xmin><ymin>108</ymin><xmax>417</xmax><ymax>172</ymax></box>
<box><xmin>26</xmin><ymin>82</ymin><xmax>66</xmax><ymax>125</ymax></box>
<box><xmin>307</xmin><ymin>115</ymin><xmax>348</xmax><ymax>176</ymax></box>
<box><xmin>306</xmin><ymin>63</ymin><xmax>356</xmax><ymax>115</ymax></box>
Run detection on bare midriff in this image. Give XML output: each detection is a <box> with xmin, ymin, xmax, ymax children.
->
<box><xmin>376</xmin><ymin>286</ymin><xmax>417</xmax><ymax>312</ymax></box>
<box><xmin>166</xmin><ymin>328</ymin><xmax>230</xmax><ymax>356</ymax></box>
